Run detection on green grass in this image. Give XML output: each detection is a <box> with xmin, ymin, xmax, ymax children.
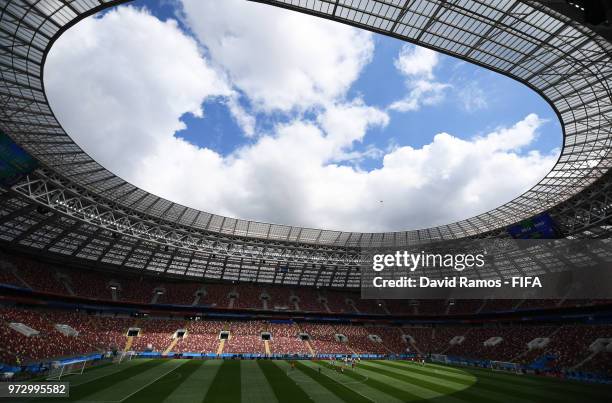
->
<box><xmin>65</xmin><ymin>359</ymin><xmax>166</xmax><ymax>401</ymax></box>
<box><xmin>203</xmin><ymin>360</ymin><xmax>241</xmax><ymax>403</ymax></box>
<box><xmin>258</xmin><ymin>360</ymin><xmax>313</xmax><ymax>402</ymax></box>
<box><xmin>314</xmin><ymin>360</ymin><xmax>423</xmax><ymax>401</ymax></box>
<box><xmin>123</xmin><ymin>360</ymin><xmax>201</xmax><ymax>403</ymax></box>
<box><xmin>294</xmin><ymin>361</ymin><xmax>372</xmax><ymax>403</ymax></box>
<box><xmin>28</xmin><ymin>358</ymin><xmax>611</xmax><ymax>403</ymax></box>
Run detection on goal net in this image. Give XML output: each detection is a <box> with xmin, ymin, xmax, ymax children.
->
<box><xmin>431</xmin><ymin>354</ymin><xmax>449</xmax><ymax>364</ymax></box>
<box><xmin>114</xmin><ymin>351</ymin><xmax>135</xmax><ymax>364</ymax></box>
<box><xmin>490</xmin><ymin>361</ymin><xmax>522</xmax><ymax>374</ymax></box>
<box><xmin>46</xmin><ymin>359</ymin><xmax>87</xmax><ymax>380</ymax></box>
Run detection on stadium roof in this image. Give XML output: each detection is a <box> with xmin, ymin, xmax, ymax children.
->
<box><xmin>0</xmin><ymin>0</ymin><xmax>611</xmax><ymax>285</ymax></box>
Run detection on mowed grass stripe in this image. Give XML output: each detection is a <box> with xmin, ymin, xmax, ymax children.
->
<box><xmin>375</xmin><ymin>361</ymin><xmax>475</xmax><ymax>385</ymax></box>
<box><xmin>275</xmin><ymin>360</ymin><xmax>345</xmax><ymax>403</ymax></box>
<box><xmin>367</xmin><ymin>361</ymin><xmax>608</xmax><ymax>403</ymax></box>
<box><xmin>300</xmin><ymin>360</ymin><xmax>403</xmax><ymax>403</ymax></box>
<box><xmin>426</xmin><ymin>361</ymin><xmax>604</xmax><ymax>391</ymax></box>
<box><xmin>314</xmin><ymin>360</ymin><xmax>424</xmax><ymax>401</ymax></box>
<box><xmin>240</xmin><ymin>360</ymin><xmax>278</xmax><ymax>403</ymax></box>
<box><xmin>375</xmin><ymin>361</ymin><xmax>536</xmax><ymax>401</ymax></box>
<box><xmin>388</xmin><ymin>361</ymin><xmax>602</xmax><ymax>403</ymax></box>
<box><xmin>463</xmin><ymin>364</ymin><xmax>612</xmax><ymax>395</ymax></box>
<box><xmin>379</xmin><ymin>361</ymin><xmax>474</xmax><ymax>382</ymax></box>
<box><xmin>421</xmin><ymin>362</ymin><xmax>612</xmax><ymax>401</ymax></box>
<box><xmin>361</xmin><ymin>361</ymin><xmax>532</xmax><ymax>403</ymax></box>
<box><xmin>122</xmin><ymin>360</ymin><xmax>201</xmax><ymax>403</ymax></box>
<box><xmin>162</xmin><ymin>360</ymin><xmax>222</xmax><ymax>403</ymax></box>
<box><xmin>257</xmin><ymin>360</ymin><xmax>314</xmax><ymax>403</ymax></box>
<box><xmin>203</xmin><ymin>360</ymin><xmax>241</xmax><ymax>403</ymax></box>
<box><xmin>75</xmin><ymin>360</ymin><xmax>186</xmax><ymax>402</ymax></box>
<box><xmin>65</xmin><ymin>359</ymin><xmax>167</xmax><ymax>401</ymax></box>
<box><xmin>366</xmin><ymin>361</ymin><xmax>554</xmax><ymax>403</ymax></box>
<box><xmin>356</xmin><ymin>362</ymin><xmax>466</xmax><ymax>402</ymax></box>
<box><xmin>67</xmin><ymin>359</ymin><xmax>151</xmax><ymax>387</ymax></box>
<box><xmin>294</xmin><ymin>361</ymin><xmax>373</xmax><ymax>403</ymax></box>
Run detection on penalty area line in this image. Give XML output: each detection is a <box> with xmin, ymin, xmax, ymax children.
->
<box><xmin>316</xmin><ymin>368</ymin><xmax>376</xmax><ymax>403</ymax></box>
<box><xmin>116</xmin><ymin>361</ymin><xmax>187</xmax><ymax>403</ymax></box>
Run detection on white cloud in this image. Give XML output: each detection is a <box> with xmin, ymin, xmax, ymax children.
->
<box><xmin>45</xmin><ymin>5</ymin><xmax>558</xmax><ymax>233</ymax></box>
<box><xmin>317</xmin><ymin>100</ymin><xmax>389</xmax><ymax>159</ymax></box>
<box><xmin>458</xmin><ymin>82</ymin><xmax>488</xmax><ymax>112</ymax></box>
<box><xmin>45</xmin><ymin>6</ymin><xmax>231</xmax><ymax>178</ymax></box>
<box><xmin>394</xmin><ymin>45</ymin><xmax>439</xmax><ymax>79</ymax></box>
<box><xmin>226</xmin><ymin>95</ymin><xmax>256</xmax><ymax>137</ymax></box>
<box><xmin>126</xmin><ymin>111</ymin><xmax>558</xmax><ymax>232</ymax></box>
<box><xmin>389</xmin><ymin>80</ymin><xmax>450</xmax><ymax>112</ymax></box>
<box><xmin>389</xmin><ymin>44</ymin><xmax>450</xmax><ymax>112</ymax></box>
<box><xmin>178</xmin><ymin>0</ymin><xmax>374</xmax><ymax>113</ymax></box>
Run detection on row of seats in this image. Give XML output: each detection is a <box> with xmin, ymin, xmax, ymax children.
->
<box><xmin>175</xmin><ymin>321</ymin><xmax>225</xmax><ymax>353</ymax></box>
<box><xmin>1</xmin><ymin>253</ymin><xmax>607</xmax><ymax>315</ymax></box>
<box><xmin>130</xmin><ymin>319</ymin><xmax>184</xmax><ymax>352</ymax></box>
<box><xmin>268</xmin><ymin>323</ymin><xmax>310</xmax><ymax>355</ymax></box>
<box><xmin>300</xmin><ymin>323</ymin><xmax>353</xmax><ymax>355</ymax></box>
<box><xmin>0</xmin><ymin>308</ymin><xmax>116</xmax><ymax>362</ymax></box>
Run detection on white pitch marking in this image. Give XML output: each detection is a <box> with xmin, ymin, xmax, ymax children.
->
<box><xmin>116</xmin><ymin>361</ymin><xmax>187</xmax><ymax>403</ymax></box>
<box><xmin>315</xmin><ymin>367</ymin><xmax>376</xmax><ymax>403</ymax></box>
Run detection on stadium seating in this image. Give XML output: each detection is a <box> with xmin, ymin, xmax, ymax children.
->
<box><xmin>131</xmin><ymin>319</ymin><xmax>184</xmax><ymax>352</ymax></box>
<box><xmin>0</xmin><ymin>256</ymin><xmax>24</xmax><ymax>288</ymax></box>
<box><xmin>0</xmin><ymin>307</ymin><xmax>97</xmax><ymax>363</ymax></box>
<box><xmin>233</xmin><ymin>285</ymin><xmax>264</xmax><ymax>309</ymax></box>
<box><xmin>300</xmin><ymin>323</ymin><xmax>353</xmax><ymax>354</ymax></box>
<box><xmin>154</xmin><ymin>282</ymin><xmax>201</xmax><ymax>306</ymax></box>
<box><xmin>0</xmin><ymin>304</ymin><xmax>610</xmax><ymax>379</ymax></box>
<box><xmin>224</xmin><ymin>321</ymin><xmax>265</xmax><ymax>354</ymax></box>
<box><xmin>265</xmin><ymin>286</ymin><xmax>293</xmax><ymax>310</ymax></box>
<box><xmin>289</xmin><ymin>288</ymin><xmax>323</xmax><ymax>312</ymax></box>
<box><xmin>36</xmin><ymin>310</ymin><xmax>131</xmax><ymax>352</ymax></box>
<box><xmin>479</xmin><ymin>300</ymin><xmax>520</xmax><ymax>313</ymax></box>
<box><xmin>371</xmin><ymin>326</ymin><xmax>409</xmax><ymax>354</ymax></box>
<box><xmin>323</xmin><ymin>291</ymin><xmax>353</xmax><ymax>314</ymax></box>
<box><xmin>116</xmin><ymin>278</ymin><xmax>155</xmax><ymax>304</ymax></box>
<box><xmin>2</xmin><ymin>254</ymin><xmax>608</xmax><ymax>320</ymax></box>
<box><xmin>268</xmin><ymin>322</ymin><xmax>310</xmax><ymax>355</ymax></box>
<box><xmin>518</xmin><ymin>299</ymin><xmax>561</xmax><ymax>311</ymax></box>
<box><xmin>2</xmin><ymin>254</ymin><xmax>612</xmax><ymax>379</ymax></box>
<box><xmin>334</xmin><ymin>324</ymin><xmax>387</xmax><ymax>354</ymax></box>
<box><xmin>65</xmin><ymin>270</ymin><xmax>114</xmax><ymax>300</ymax></box>
<box><xmin>175</xmin><ymin>320</ymin><xmax>225</xmax><ymax>353</ymax></box>
<box><xmin>198</xmin><ymin>284</ymin><xmax>233</xmax><ymax>308</ymax></box>
<box><xmin>9</xmin><ymin>257</ymin><xmax>66</xmax><ymax>295</ymax></box>
<box><xmin>543</xmin><ymin>325</ymin><xmax>612</xmax><ymax>373</ymax></box>
<box><xmin>580</xmin><ymin>350</ymin><xmax>612</xmax><ymax>377</ymax></box>
<box><xmin>447</xmin><ymin>300</ymin><xmax>485</xmax><ymax>315</ymax></box>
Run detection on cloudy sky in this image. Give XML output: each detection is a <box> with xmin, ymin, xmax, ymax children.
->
<box><xmin>44</xmin><ymin>0</ymin><xmax>560</xmax><ymax>232</ymax></box>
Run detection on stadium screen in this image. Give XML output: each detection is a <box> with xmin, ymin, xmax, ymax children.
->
<box><xmin>507</xmin><ymin>213</ymin><xmax>558</xmax><ymax>239</ymax></box>
<box><xmin>0</xmin><ymin>131</ymin><xmax>39</xmax><ymax>186</ymax></box>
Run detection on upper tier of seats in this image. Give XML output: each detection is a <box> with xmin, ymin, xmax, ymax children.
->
<box><xmin>2</xmin><ymin>253</ymin><xmax>608</xmax><ymax>316</ymax></box>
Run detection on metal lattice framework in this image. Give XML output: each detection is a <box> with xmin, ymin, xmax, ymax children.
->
<box><xmin>0</xmin><ymin>0</ymin><xmax>612</xmax><ymax>286</ymax></box>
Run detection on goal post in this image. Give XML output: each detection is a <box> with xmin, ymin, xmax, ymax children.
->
<box><xmin>46</xmin><ymin>359</ymin><xmax>87</xmax><ymax>380</ymax></box>
<box><xmin>490</xmin><ymin>360</ymin><xmax>522</xmax><ymax>374</ymax></box>
<box><xmin>114</xmin><ymin>351</ymin><xmax>135</xmax><ymax>364</ymax></box>
<box><xmin>430</xmin><ymin>354</ymin><xmax>449</xmax><ymax>364</ymax></box>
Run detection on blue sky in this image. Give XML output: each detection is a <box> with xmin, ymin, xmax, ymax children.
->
<box><xmin>147</xmin><ymin>0</ymin><xmax>560</xmax><ymax>168</ymax></box>
<box><xmin>45</xmin><ymin>0</ymin><xmax>560</xmax><ymax>232</ymax></box>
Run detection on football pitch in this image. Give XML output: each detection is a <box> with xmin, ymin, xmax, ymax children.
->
<box><xmin>33</xmin><ymin>359</ymin><xmax>611</xmax><ymax>402</ymax></box>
